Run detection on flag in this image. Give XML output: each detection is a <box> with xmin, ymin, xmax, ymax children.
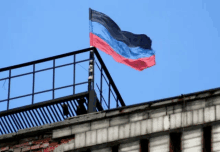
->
<box><xmin>89</xmin><ymin>8</ymin><xmax>155</xmax><ymax>71</ymax></box>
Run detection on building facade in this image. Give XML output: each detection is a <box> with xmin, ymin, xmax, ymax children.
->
<box><xmin>1</xmin><ymin>87</ymin><xmax>220</xmax><ymax>152</ymax></box>
<box><xmin>0</xmin><ymin>48</ymin><xmax>219</xmax><ymax>152</ymax></box>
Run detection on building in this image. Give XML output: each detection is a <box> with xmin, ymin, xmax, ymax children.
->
<box><xmin>0</xmin><ymin>47</ymin><xmax>220</xmax><ymax>152</ymax></box>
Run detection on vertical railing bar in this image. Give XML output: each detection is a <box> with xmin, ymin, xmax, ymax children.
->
<box><xmin>0</xmin><ymin>121</ymin><xmax>4</xmax><ymax>135</ymax></box>
<box><xmin>35</xmin><ymin>108</ymin><xmax>45</xmax><ymax>125</ymax></box>
<box><xmin>58</xmin><ymin>103</ymin><xmax>67</xmax><ymax>119</ymax></box>
<box><xmin>2</xmin><ymin>117</ymin><xmax>13</xmax><ymax>133</ymax></box>
<box><xmin>93</xmin><ymin>53</ymin><xmax>95</xmax><ymax>91</ymax></box>
<box><xmin>53</xmin><ymin>59</ymin><xmax>55</xmax><ymax>99</ymax></box>
<box><xmin>62</xmin><ymin>101</ymin><xmax>69</xmax><ymax>118</ymax></box>
<box><xmin>13</xmin><ymin>114</ymin><xmax>23</xmax><ymax>129</ymax></box>
<box><xmin>0</xmin><ymin>118</ymin><xmax>7</xmax><ymax>134</ymax></box>
<box><xmin>56</xmin><ymin>103</ymin><xmax>66</xmax><ymax>120</ymax></box>
<box><xmin>96</xmin><ymin>83</ymin><xmax>108</xmax><ymax>109</ymax></box>
<box><xmin>26</xmin><ymin>112</ymin><xmax>34</xmax><ymax>127</ymax></box>
<box><xmin>27</xmin><ymin>110</ymin><xmax>38</xmax><ymax>126</ymax></box>
<box><xmin>100</xmin><ymin>67</ymin><xmax>103</xmax><ymax>106</ymax></box>
<box><xmin>17</xmin><ymin>113</ymin><xmax>27</xmax><ymax>129</ymax></box>
<box><xmin>94</xmin><ymin>48</ymin><xmax>125</xmax><ymax>107</ymax></box>
<box><xmin>51</xmin><ymin>104</ymin><xmax>62</xmax><ymax>121</ymax></box>
<box><xmin>101</xmin><ymin>95</ymin><xmax>108</xmax><ymax>109</ymax></box>
<box><xmin>41</xmin><ymin>107</ymin><xmax>52</xmax><ymax>124</ymax></box>
<box><xmin>86</xmin><ymin>96</ymin><xmax>89</xmax><ymax>104</ymax></box>
<box><xmin>7</xmin><ymin>69</ymin><xmax>11</xmax><ymax>110</ymax></box>
<box><xmin>32</xmin><ymin>64</ymin><xmax>35</xmax><ymax>104</ymax></box>
<box><xmin>10</xmin><ymin>114</ymin><xmax>20</xmax><ymax>130</ymax></box>
<box><xmin>5</xmin><ymin>115</ymin><xmax>16</xmax><ymax>132</ymax></box>
<box><xmin>48</xmin><ymin>106</ymin><xmax>59</xmax><ymax>122</ymax></box>
<box><xmin>73</xmin><ymin>99</ymin><xmax>79</xmax><ymax>109</ymax></box>
<box><xmin>7</xmin><ymin>115</ymin><xmax>17</xmax><ymax>132</ymax></box>
<box><xmin>108</xmin><ymin>84</ymin><xmax>111</xmax><ymax>109</ymax></box>
<box><xmin>22</xmin><ymin>111</ymin><xmax>32</xmax><ymax>127</ymax></box>
<box><xmin>73</xmin><ymin>55</ymin><xmax>76</xmax><ymax>95</ymax></box>
<box><xmin>65</xmin><ymin>101</ymin><xmax>74</xmax><ymax>117</ymax></box>
<box><xmin>39</xmin><ymin>107</ymin><xmax>49</xmax><ymax>124</ymax></box>
<box><xmin>69</xmin><ymin>99</ymin><xmax>77</xmax><ymax>116</ymax></box>
<box><xmin>18</xmin><ymin>112</ymin><xmax>28</xmax><ymax>128</ymax></box>
<box><xmin>30</xmin><ymin>109</ymin><xmax>41</xmax><ymax>126</ymax></box>
<box><xmin>64</xmin><ymin>101</ymin><xmax>73</xmax><ymax>117</ymax></box>
<box><xmin>69</xmin><ymin>100</ymin><xmax>77</xmax><ymax>116</ymax></box>
<box><xmin>83</xmin><ymin>102</ymin><xmax>87</xmax><ymax>110</ymax></box>
<box><xmin>54</xmin><ymin>104</ymin><xmax>65</xmax><ymax>120</ymax></box>
<box><xmin>30</xmin><ymin>109</ymin><xmax>42</xmax><ymax>125</ymax></box>
<box><xmin>63</xmin><ymin>101</ymin><xmax>71</xmax><ymax>117</ymax></box>
<box><xmin>110</xmin><ymin>89</ymin><xmax>117</xmax><ymax>105</ymax></box>
<box><xmin>45</xmin><ymin>106</ymin><xmax>55</xmax><ymax>122</ymax></box>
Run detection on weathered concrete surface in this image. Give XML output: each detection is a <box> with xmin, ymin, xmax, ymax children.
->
<box><xmin>86</xmin><ymin>130</ymin><xmax>97</xmax><ymax>147</ymax></box>
<box><xmin>119</xmin><ymin>141</ymin><xmax>139</xmax><ymax>152</ymax></box>
<box><xmin>96</xmin><ymin>128</ymin><xmax>108</xmax><ymax>144</ymax></box>
<box><xmin>150</xmin><ymin>135</ymin><xmax>169</xmax><ymax>152</ymax></box>
<box><xmin>212</xmin><ymin>124</ymin><xmax>220</xmax><ymax>152</ymax></box>
<box><xmin>1</xmin><ymin>88</ymin><xmax>220</xmax><ymax>152</ymax></box>
<box><xmin>91</xmin><ymin>147</ymin><xmax>111</xmax><ymax>152</ymax></box>
<box><xmin>182</xmin><ymin>128</ymin><xmax>202</xmax><ymax>152</ymax></box>
<box><xmin>1</xmin><ymin>88</ymin><xmax>220</xmax><ymax>142</ymax></box>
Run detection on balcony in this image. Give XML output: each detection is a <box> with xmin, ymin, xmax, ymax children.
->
<box><xmin>0</xmin><ymin>47</ymin><xmax>125</xmax><ymax>135</ymax></box>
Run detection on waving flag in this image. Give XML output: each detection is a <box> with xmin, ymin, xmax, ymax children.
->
<box><xmin>89</xmin><ymin>8</ymin><xmax>155</xmax><ymax>71</ymax></box>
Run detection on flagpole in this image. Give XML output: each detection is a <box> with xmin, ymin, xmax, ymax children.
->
<box><xmin>88</xmin><ymin>8</ymin><xmax>94</xmax><ymax>91</ymax></box>
<box><xmin>89</xmin><ymin>8</ymin><xmax>93</xmax><ymax>48</ymax></box>
<box><xmin>88</xmin><ymin>8</ymin><xmax>96</xmax><ymax>112</ymax></box>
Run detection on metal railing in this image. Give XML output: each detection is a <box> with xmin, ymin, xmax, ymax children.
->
<box><xmin>0</xmin><ymin>47</ymin><xmax>125</xmax><ymax>135</ymax></box>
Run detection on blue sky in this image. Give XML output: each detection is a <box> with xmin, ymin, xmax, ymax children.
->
<box><xmin>0</xmin><ymin>0</ymin><xmax>220</xmax><ymax>112</ymax></box>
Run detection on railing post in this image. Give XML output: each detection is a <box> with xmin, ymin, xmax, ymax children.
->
<box><xmin>88</xmin><ymin>49</ymin><xmax>94</xmax><ymax>91</ymax></box>
<box><xmin>108</xmin><ymin>83</ymin><xmax>111</xmax><ymax>109</ymax></box>
<box><xmin>88</xmin><ymin>48</ymin><xmax>96</xmax><ymax>113</ymax></box>
<box><xmin>53</xmin><ymin>59</ymin><xmax>55</xmax><ymax>99</ymax></box>
<box><xmin>100</xmin><ymin>67</ymin><xmax>103</xmax><ymax>106</ymax></box>
<box><xmin>7</xmin><ymin>70</ymin><xmax>11</xmax><ymax>110</ymax></box>
<box><xmin>73</xmin><ymin>55</ymin><xmax>76</xmax><ymax>95</ymax></box>
<box><xmin>32</xmin><ymin>64</ymin><xmax>35</xmax><ymax>104</ymax></box>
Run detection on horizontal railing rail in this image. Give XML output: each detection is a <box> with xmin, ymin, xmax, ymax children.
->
<box><xmin>0</xmin><ymin>47</ymin><xmax>125</xmax><ymax>135</ymax></box>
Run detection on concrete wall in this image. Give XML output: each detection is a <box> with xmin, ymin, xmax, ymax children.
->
<box><xmin>182</xmin><ymin>128</ymin><xmax>202</xmax><ymax>152</ymax></box>
<box><xmin>119</xmin><ymin>141</ymin><xmax>140</xmax><ymax>152</ymax></box>
<box><xmin>212</xmin><ymin>124</ymin><xmax>220</xmax><ymax>152</ymax></box>
<box><xmin>149</xmin><ymin>135</ymin><xmax>169</xmax><ymax>152</ymax></box>
<box><xmin>0</xmin><ymin>134</ymin><xmax>75</xmax><ymax>152</ymax></box>
<box><xmin>50</xmin><ymin>98</ymin><xmax>220</xmax><ymax>151</ymax></box>
<box><xmin>1</xmin><ymin>92</ymin><xmax>220</xmax><ymax>152</ymax></box>
<box><xmin>91</xmin><ymin>147</ymin><xmax>111</xmax><ymax>152</ymax></box>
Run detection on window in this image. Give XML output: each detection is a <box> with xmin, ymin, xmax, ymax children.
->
<box><xmin>170</xmin><ymin>132</ymin><xmax>181</xmax><ymax>152</ymax></box>
<box><xmin>112</xmin><ymin>145</ymin><xmax>119</xmax><ymax>152</ymax></box>
<box><xmin>203</xmin><ymin>126</ymin><xmax>211</xmax><ymax>152</ymax></box>
<box><xmin>140</xmin><ymin>139</ymin><xmax>149</xmax><ymax>152</ymax></box>
<box><xmin>81</xmin><ymin>149</ymin><xmax>91</xmax><ymax>152</ymax></box>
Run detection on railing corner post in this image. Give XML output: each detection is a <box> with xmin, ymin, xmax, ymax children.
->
<box><xmin>88</xmin><ymin>48</ymin><xmax>96</xmax><ymax>113</ymax></box>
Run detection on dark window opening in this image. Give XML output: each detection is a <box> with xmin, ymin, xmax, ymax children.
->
<box><xmin>140</xmin><ymin>139</ymin><xmax>149</xmax><ymax>152</ymax></box>
<box><xmin>81</xmin><ymin>149</ymin><xmax>91</xmax><ymax>152</ymax></box>
<box><xmin>203</xmin><ymin>126</ymin><xmax>211</xmax><ymax>152</ymax></box>
<box><xmin>112</xmin><ymin>145</ymin><xmax>119</xmax><ymax>152</ymax></box>
<box><xmin>170</xmin><ymin>132</ymin><xmax>181</xmax><ymax>152</ymax></box>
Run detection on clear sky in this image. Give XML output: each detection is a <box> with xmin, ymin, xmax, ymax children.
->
<box><xmin>0</xmin><ymin>0</ymin><xmax>220</xmax><ymax>111</ymax></box>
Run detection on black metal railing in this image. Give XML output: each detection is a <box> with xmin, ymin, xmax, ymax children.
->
<box><xmin>0</xmin><ymin>48</ymin><xmax>91</xmax><ymax>111</ymax></box>
<box><xmin>0</xmin><ymin>47</ymin><xmax>125</xmax><ymax>135</ymax></box>
<box><xmin>93</xmin><ymin>47</ymin><xmax>125</xmax><ymax>110</ymax></box>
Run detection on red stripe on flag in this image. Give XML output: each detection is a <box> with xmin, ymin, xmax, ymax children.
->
<box><xmin>90</xmin><ymin>33</ymin><xmax>155</xmax><ymax>71</ymax></box>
